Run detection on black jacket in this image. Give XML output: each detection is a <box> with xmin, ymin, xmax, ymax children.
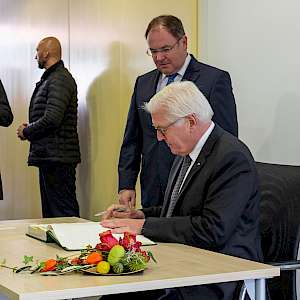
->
<box><xmin>0</xmin><ymin>79</ymin><xmax>13</xmax><ymax>200</ymax></box>
<box><xmin>118</xmin><ymin>55</ymin><xmax>238</xmax><ymax>207</ymax></box>
<box><xmin>142</xmin><ymin>125</ymin><xmax>262</xmax><ymax>300</ymax></box>
<box><xmin>0</xmin><ymin>80</ymin><xmax>13</xmax><ymax>127</ymax></box>
<box><xmin>23</xmin><ymin>61</ymin><xmax>81</xmax><ymax>166</ymax></box>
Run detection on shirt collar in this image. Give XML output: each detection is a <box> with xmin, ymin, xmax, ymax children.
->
<box><xmin>161</xmin><ymin>54</ymin><xmax>191</xmax><ymax>81</ymax></box>
<box><xmin>189</xmin><ymin>121</ymin><xmax>215</xmax><ymax>163</ymax></box>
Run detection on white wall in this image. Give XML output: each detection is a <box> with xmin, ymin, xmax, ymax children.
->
<box><xmin>199</xmin><ymin>0</ymin><xmax>300</xmax><ymax>165</ymax></box>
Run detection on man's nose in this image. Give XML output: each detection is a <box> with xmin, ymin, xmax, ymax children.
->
<box><xmin>154</xmin><ymin>51</ymin><xmax>165</xmax><ymax>61</ymax></box>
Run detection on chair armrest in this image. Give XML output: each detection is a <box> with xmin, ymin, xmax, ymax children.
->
<box><xmin>270</xmin><ymin>260</ymin><xmax>300</xmax><ymax>271</ymax></box>
<box><xmin>238</xmin><ymin>260</ymin><xmax>300</xmax><ymax>299</ymax></box>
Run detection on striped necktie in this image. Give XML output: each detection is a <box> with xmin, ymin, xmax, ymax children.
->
<box><xmin>166</xmin><ymin>155</ymin><xmax>192</xmax><ymax>217</ymax></box>
<box><xmin>166</xmin><ymin>73</ymin><xmax>178</xmax><ymax>85</ymax></box>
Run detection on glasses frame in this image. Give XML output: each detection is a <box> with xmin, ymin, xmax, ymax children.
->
<box><xmin>146</xmin><ymin>37</ymin><xmax>182</xmax><ymax>57</ymax></box>
<box><xmin>153</xmin><ymin>117</ymin><xmax>184</xmax><ymax>137</ymax></box>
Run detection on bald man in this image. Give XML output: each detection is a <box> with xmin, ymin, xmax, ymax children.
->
<box><xmin>17</xmin><ymin>37</ymin><xmax>81</xmax><ymax>217</ymax></box>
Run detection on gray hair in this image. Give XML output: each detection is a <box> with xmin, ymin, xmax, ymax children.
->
<box><xmin>144</xmin><ymin>81</ymin><xmax>214</xmax><ymax>123</ymax></box>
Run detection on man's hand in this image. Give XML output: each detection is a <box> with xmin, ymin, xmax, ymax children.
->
<box><xmin>118</xmin><ymin>189</ymin><xmax>136</xmax><ymax>208</ymax></box>
<box><xmin>100</xmin><ymin>218</ymin><xmax>145</xmax><ymax>235</ymax></box>
<box><xmin>16</xmin><ymin>123</ymin><xmax>28</xmax><ymax>140</ymax></box>
<box><xmin>101</xmin><ymin>204</ymin><xmax>145</xmax><ymax>220</ymax></box>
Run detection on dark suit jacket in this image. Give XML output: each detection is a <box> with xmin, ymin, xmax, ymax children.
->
<box><xmin>0</xmin><ymin>79</ymin><xmax>13</xmax><ymax>200</ymax></box>
<box><xmin>142</xmin><ymin>125</ymin><xmax>262</xmax><ymax>300</ymax></box>
<box><xmin>118</xmin><ymin>55</ymin><xmax>238</xmax><ymax>207</ymax></box>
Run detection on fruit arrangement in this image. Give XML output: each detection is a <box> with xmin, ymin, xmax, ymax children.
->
<box><xmin>0</xmin><ymin>231</ymin><xmax>156</xmax><ymax>276</ymax></box>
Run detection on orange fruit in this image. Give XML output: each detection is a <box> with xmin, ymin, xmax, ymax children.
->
<box><xmin>86</xmin><ymin>252</ymin><xmax>103</xmax><ymax>265</ymax></box>
<box><xmin>41</xmin><ymin>259</ymin><xmax>57</xmax><ymax>272</ymax></box>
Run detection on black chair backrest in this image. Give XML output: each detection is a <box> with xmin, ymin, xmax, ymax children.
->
<box><xmin>256</xmin><ymin>162</ymin><xmax>300</xmax><ymax>300</ymax></box>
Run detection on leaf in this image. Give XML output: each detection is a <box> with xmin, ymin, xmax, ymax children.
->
<box><xmin>60</xmin><ymin>264</ymin><xmax>94</xmax><ymax>273</ymax></box>
<box><xmin>59</xmin><ymin>265</ymin><xmax>82</xmax><ymax>273</ymax></box>
<box><xmin>37</xmin><ymin>261</ymin><xmax>46</xmax><ymax>271</ymax></box>
<box><xmin>14</xmin><ymin>266</ymin><xmax>32</xmax><ymax>273</ymax></box>
<box><xmin>23</xmin><ymin>255</ymin><xmax>33</xmax><ymax>265</ymax></box>
<box><xmin>30</xmin><ymin>265</ymin><xmax>42</xmax><ymax>274</ymax></box>
<box><xmin>147</xmin><ymin>251</ymin><xmax>157</xmax><ymax>263</ymax></box>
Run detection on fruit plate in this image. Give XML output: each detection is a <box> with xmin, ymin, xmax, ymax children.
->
<box><xmin>82</xmin><ymin>266</ymin><xmax>146</xmax><ymax>276</ymax></box>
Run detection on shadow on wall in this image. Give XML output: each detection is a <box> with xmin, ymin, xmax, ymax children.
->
<box><xmin>77</xmin><ymin>96</ymin><xmax>91</xmax><ymax>219</ymax></box>
<box><xmin>256</xmin><ymin>93</ymin><xmax>300</xmax><ymax>165</ymax></box>
<box><xmin>78</xmin><ymin>41</ymin><xmax>131</xmax><ymax>218</ymax></box>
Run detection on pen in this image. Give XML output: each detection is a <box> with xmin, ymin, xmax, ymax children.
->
<box><xmin>94</xmin><ymin>207</ymin><xmax>127</xmax><ymax>217</ymax></box>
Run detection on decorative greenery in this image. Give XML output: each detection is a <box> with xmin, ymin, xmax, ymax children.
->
<box><xmin>0</xmin><ymin>231</ymin><xmax>156</xmax><ymax>276</ymax></box>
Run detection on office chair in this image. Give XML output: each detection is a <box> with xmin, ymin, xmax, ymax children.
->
<box><xmin>239</xmin><ymin>162</ymin><xmax>300</xmax><ymax>300</ymax></box>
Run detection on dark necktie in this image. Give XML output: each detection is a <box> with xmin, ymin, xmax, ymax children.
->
<box><xmin>166</xmin><ymin>155</ymin><xmax>192</xmax><ymax>217</ymax></box>
<box><xmin>166</xmin><ymin>73</ymin><xmax>178</xmax><ymax>85</ymax></box>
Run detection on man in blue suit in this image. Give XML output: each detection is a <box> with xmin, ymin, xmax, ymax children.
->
<box><xmin>118</xmin><ymin>15</ymin><xmax>238</xmax><ymax>208</ymax></box>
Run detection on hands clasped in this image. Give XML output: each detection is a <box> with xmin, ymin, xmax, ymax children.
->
<box><xmin>16</xmin><ymin>123</ymin><xmax>28</xmax><ymax>140</ymax></box>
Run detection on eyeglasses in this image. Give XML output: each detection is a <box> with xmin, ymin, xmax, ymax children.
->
<box><xmin>153</xmin><ymin>117</ymin><xmax>183</xmax><ymax>136</ymax></box>
<box><xmin>146</xmin><ymin>38</ymin><xmax>182</xmax><ymax>57</ymax></box>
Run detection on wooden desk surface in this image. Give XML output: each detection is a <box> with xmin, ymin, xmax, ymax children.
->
<box><xmin>0</xmin><ymin>218</ymin><xmax>280</xmax><ymax>300</ymax></box>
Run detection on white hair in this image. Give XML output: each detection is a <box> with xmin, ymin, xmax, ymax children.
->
<box><xmin>144</xmin><ymin>81</ymin><xmax>214</xmax><ymax>123</ymax></box>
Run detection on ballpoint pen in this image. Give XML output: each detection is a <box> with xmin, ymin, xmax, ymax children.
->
<box><xmin>94</xmin><ymin>207</ymin><xmax>127</xmax><ymax>217</ymax></box>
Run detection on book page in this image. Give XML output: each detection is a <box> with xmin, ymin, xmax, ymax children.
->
<box><xmin>49</xmin><ymin>222</ymin><xmax>155</xmax><ymax>250</ymax></box>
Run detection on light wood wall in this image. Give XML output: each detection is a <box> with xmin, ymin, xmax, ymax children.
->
<box><xmin>0</xmin><ymin>0</ymin><xmax>198</xmax><ymax>220</ymax></box>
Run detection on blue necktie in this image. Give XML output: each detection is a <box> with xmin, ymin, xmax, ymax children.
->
<box><xmin>166</xmin><ymin>73</ymin><xmax>178</xmax><ymax>85</ymax></box>
<box><xmin>166</xmin><ymin>155</ymin><xmax>192</xmax><ymax>217</ymax></box>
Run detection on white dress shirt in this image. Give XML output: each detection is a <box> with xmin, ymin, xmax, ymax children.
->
<box><xmin>157</xmin><ymin>54</ymin><xmax>191</xmax><ymax>92</ymax></box>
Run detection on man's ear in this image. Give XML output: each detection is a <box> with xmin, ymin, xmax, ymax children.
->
<box><xmin>182</xmin><ymin>35</ymin><xmax>188</xmax><ymax>50</ymax></box>
<box><xmin>187</xmin><ymin>113</ymin><xmax>197</xmax><ymax>129</ymax></box>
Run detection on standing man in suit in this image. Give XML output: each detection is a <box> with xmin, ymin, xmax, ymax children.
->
<box><xmin>102</xmin><ymin>81</ymin><xmax>261</xmax><ymax>300</ymax></box>
<box><xmin>0</xmin><ymin>80</ymin><xmax>13</xmax><ymax>200</ymax></box>
<box><xmin>16</xmin><ymin>37</ymin><xmax>81</xmax><ymax>217</ymax></box>
<box><xmin>118</xmin><ymin>15</ymin><xmax>238</xmax><ymax>209</ymax></box>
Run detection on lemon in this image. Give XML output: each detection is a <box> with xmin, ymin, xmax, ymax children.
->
<box><xmin>96</xmin><ymin>261</ymin><xmax>110</xmax><ymax>274</ymax></box>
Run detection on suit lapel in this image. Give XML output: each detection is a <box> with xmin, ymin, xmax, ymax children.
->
<box><xmin>145</xmin><ymin>70</ymin><xmax>161</xmax><ymax>101</ymax></box>
<box><xmin>175</xmin><ymin>125</ymin><xmax>224</xmax><ymax>209</ymax></box>
<box><xmin>182</xmin><ymin>55</ymin><xmax>202</xmax><ymax>83</ymax></box>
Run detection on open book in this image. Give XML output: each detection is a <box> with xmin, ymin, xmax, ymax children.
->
<box><xmin>26</xmin><ymin>222</ymin><xmax>156</xmax><ymax>251</ymax></box>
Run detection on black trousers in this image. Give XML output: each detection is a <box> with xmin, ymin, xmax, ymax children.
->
<box><xmin>38</xmin><ymin>163</ymin><xmax>80</xmax><ymax>218</ymax></box>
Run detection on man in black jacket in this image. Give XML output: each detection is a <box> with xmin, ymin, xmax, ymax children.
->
<box><xmin>118</xmin><ymin>15</ymin><xmax>238</xmax><ymax>209</ymax></box>
<box><xmin>0</xmin><ymin>79</ymin><xmax>13</xmax><ymax>200</ymax></box>
<box><xmin>17</xmin><ymin>37</ymin><xmax>81</xmax><ymax>217</ymax></box>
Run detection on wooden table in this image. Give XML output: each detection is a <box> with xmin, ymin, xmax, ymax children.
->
<box><xmin>0</xmin><ymin>218</ymin><xmax>279</xmax><ymax>300</ymax></box>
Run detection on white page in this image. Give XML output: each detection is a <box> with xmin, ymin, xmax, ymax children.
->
<box><xmin>49</xmin><ymin>222</ymin><xmax>155</xmax><ymax>250</ymax></box>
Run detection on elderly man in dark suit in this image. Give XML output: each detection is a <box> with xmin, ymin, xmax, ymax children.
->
<box><xmin>102</xmin><ymin>81</ymin><xmax>261</xmax><ymax>300</ymax></box>
<box><xmin>0</xmin><ymin>80</ymin><xmax>13</xmax><ymax>200</ymax></box>
<box><xmin>118</xmin><ymin>15</ymin><xmax>238</xmax><ymax>209</ymax></box>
